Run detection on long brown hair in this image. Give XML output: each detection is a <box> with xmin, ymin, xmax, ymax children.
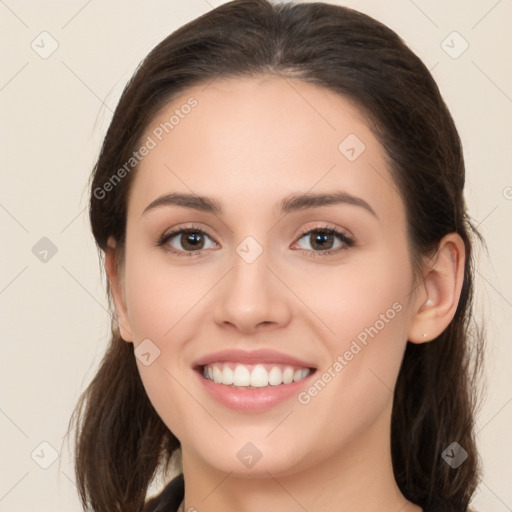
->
<box><xmin>69</xmin><ymin>1</ymin><xmax>484</xmax><ymax>510</ymax></box>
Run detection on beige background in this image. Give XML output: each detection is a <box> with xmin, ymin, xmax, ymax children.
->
<box><xmin>0</xmin><ymin>0</ymin><xmax>511</xmax><ymax>510</ymax></box>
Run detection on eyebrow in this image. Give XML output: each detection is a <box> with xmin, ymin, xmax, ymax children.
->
<box><xmin>279</xmin><ymin>191</ymin><xmax>377</xmax><ymax>217</ymax></box>
<box><xmin>142</xmin><ymin>191</ymin><xmax>377</xmax><ymax>218</ymax></box>
<box><xmin>142</xmin><ymin>193</ymin><xmax>222</xmax><ymax>216</ymax></box>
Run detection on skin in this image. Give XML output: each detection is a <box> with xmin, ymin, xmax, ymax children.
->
<box><xmin>105</xmin><ymin>75</ymin><xmax>465</xmax><ymax>512</ymax></box>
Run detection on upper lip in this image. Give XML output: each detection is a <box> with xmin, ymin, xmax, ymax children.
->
<box><xmin>193</xmin><ymin>349</ymin><xmax>317</xmax><ymax>369</ymax></box>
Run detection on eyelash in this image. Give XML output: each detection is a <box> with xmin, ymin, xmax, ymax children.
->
<box><xmin>156</xmin><ymin>224</ymin><xmax>355</xmax><ymax>258</ymax></box>
<box><xmin>293</xmin><ymin>225</ymin><xmax>354</xmax><ymax>258</ymax></box>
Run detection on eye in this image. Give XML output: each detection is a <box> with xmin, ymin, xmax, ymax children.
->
<box><xmin>158</xmin><ymin>227</ymin><xmax>218</xmax><ymax>255</ymax></box>
<box><xmin>292</xmin><ymin>226</ymin><xmax>354</xmax><ymax>254</ymax></box>
<box><xmin>157</xmin><ymin>225</ymin><xmax>353</xmax><ymax>257</ymax></box>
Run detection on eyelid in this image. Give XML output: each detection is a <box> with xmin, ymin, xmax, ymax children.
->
<box><xmin>290</xmin><ymin>223</ymin><xmax>355</xmax><ymax>255</ymax></box>
<box><xmin>157</xmin><ymin>224</ymin><xmax>219</xmax><ymax>256</ymax></box>
<box><xmin>293</xmin><ymin>222</ymin><xmax>354</xmax><ymax>244</ymax></box>
<box><xmin>160</xmin><ymin>223</ymin><xmax>215</xmax><ymax>238</ymax></box>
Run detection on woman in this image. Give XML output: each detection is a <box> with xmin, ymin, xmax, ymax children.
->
<box><xmin>70</xmin><ymin>1</ymin><xmax>484</xmax><ymax>510</ymax></box>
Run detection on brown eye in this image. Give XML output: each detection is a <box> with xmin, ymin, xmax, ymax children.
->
<box><xmin>294</xmin><ymin>228</ymin><xmax>354</xmax><ymax>253</ymax></box>
<box><xmin>159</xmin><ymin>228</ymin><xmax>218</xmax><ymax>255</ymax></box>
<box><xmin>179</xmin><ymin>231</ymin><xmax>205</xmax><ymax>250</ymax></box>
<box><xmin>309</xmin><ymin>232</ymin><xmax>335</xmax><ymax>250</ymax></box>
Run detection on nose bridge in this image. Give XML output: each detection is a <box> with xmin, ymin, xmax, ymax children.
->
<box><xmin>213</xmin><ymin>236</ymin><xmax>291</xmax><ymax>331</ymax></box>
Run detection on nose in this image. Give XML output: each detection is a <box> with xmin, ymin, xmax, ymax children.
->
<box><xmin>213</xmin><ymin>247</ymin><xmax>292</xmax><ymax>334</ymax></box>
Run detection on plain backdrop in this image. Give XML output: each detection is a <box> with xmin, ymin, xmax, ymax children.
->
<box><xmin>0</xmin><ymin>1</ymin><xmax>511</xmax><ymax>510</ymax></box>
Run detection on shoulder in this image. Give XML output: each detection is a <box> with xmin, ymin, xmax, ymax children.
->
<box><xmin>143</xmin><ymin>473</ymin><xmax>184</xmax><ymax>512</ymax></box>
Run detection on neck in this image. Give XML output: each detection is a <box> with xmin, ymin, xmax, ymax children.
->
<box><xmin>179</xmin><ymin>406</ymin><xmax>422</xmax><ymax>512</ymax></box>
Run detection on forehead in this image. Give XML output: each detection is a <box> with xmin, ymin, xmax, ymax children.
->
<box><xmin>128</xmin><ymin>75</ymin><xmax>404</xmax><ymax>225</ymax></box>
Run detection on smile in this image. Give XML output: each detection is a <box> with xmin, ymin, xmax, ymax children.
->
<box><xmin>193</xmin><ymin>348</ymin><xmax>317</xmax><ymax>412</ymax></box>
<box><xmin>202</xmin><ymin>362</ymin><xmax>312</xmax><ymax>388</ymax></box>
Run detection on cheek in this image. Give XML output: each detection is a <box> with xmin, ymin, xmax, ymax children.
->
<box><xmin>122</xmin><ymin>251</ymin><xmax>214</xmax><ymax>341</ymax></box>
<box><xmin>292</xmin><ymin>249</ymin><xmax>413</xmax><ymax>351</ymax></box>
<box><xmin>293</xmin><ymin>249</ymin><xmax>413</xmax><ymax>414</ymax></box>
<box><xmin>121</xmin><ymin>250</ymin><xmax>225</xmax><ymax>439</ymax></box>
<box><xmin>121</xmin><ymin>256</ymin><xmax>198</xmax><ymax>439</ymax></box>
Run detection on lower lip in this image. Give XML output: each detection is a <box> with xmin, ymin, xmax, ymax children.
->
<box><xmin>195</xmin><ymin>369</ymin><xmax>316</xmax><ymax>413</ymax></box>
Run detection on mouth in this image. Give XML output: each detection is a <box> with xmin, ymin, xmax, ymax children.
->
<box><xmin>192</xmin><ymin>349</ymin><xmax>317</xmax><ymax>412</ymax></box>
<box><xmin>198</xmin><ymin>362</ymin><xmax>315</xmax><ymax>389</ymax></box>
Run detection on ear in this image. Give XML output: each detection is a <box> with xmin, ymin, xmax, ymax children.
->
<box><xmin>408</xmin><ymin>233</ymin><xmax>465</xmax><ymax>344</ymax></box>
<box><xmin>104</xmin><ymin>237</ymin><xmax>133</xmax><ymax>342</ymax></box>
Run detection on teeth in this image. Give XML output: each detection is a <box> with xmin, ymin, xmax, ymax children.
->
<box><xmin>282</xmin><ymin>366</ymin><xmax>294</xmax><ymax>384</ymax></box>
<box><xmin>202</xmin><ymin>362</ymin><xmax>312</xmax><ymax>387</ymax></box>
<box><xmin>250</xmin><ymin>365</ymin><xmax>269</xmax><ymax>387</ymax></box>
<box><xmin>233</xmin><ymin>365</ymin><xmax>250</xmax><ymax>386</ymax></box>
<box><xmin>213</xmin><ymin>365</ymin><xmax>222</xmax><ymax>384</ymax></box>
<box><xmin>222</xmin><ymin>365</ymin><xmax>234</xmax><ymax>385</ymax></box>
<box><xmin>268</xmin><ymin>366</ymin><xmax>282</xmax><ymax>386</ymax></box>
<box><xmin>293</xmin><ymin>369</ymin><xmax>310</xmax><ymax>382</ymax></box>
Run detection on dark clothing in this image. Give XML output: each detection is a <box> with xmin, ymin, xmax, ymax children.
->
<box><xmin>143</xmin><ymin>473</ymin><xmax>466</xmax><ymax>511</ymax></box>
<box><xmin>143</xmin><ymin>474</ymin><xmax>184</xmax><ymax>512</ymax></box>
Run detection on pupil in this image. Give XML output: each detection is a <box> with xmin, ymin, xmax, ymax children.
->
<box><xmin>312</xmin><ymin>232</ymin><xmax>333</xmax><ymax>250</ymax></box>
<box><xmin>182</xmin><ymin>232</ymin><xmax>203</xmax><ymax>250</ymax></box>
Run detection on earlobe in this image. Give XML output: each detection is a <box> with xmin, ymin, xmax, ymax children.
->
<box><xmin>408</xmin><ymin>233</ymin><xmax>465</xmax><ymax>344</ymax></box>
<box><xmin>104</xmin><ymin>237</ymin><xmax>133</xmax><ymax>342</ymax></box>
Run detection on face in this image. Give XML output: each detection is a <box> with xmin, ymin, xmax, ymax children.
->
<box><xmin>112</xmin><ymin>75</ymin><xmax>423</xmax><ymax>477</ymax></box>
